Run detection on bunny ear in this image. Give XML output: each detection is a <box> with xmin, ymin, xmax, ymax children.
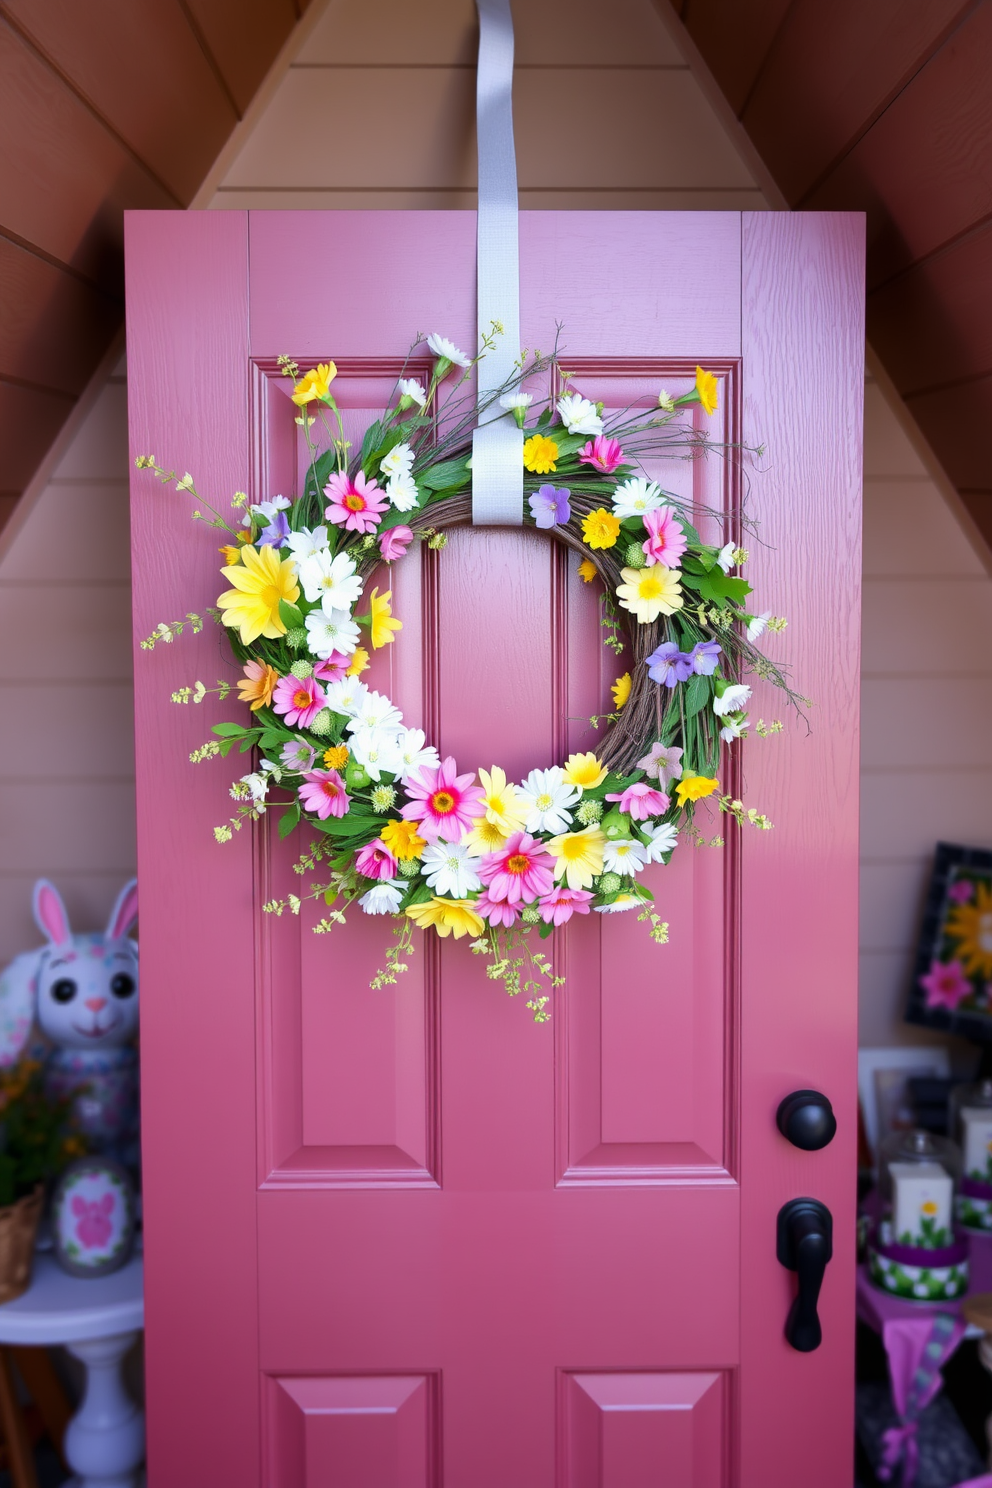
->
<box><xmin>106</xmin><ymin>879</ymin><xmax>138</xmax><ymax>942</ymax></box>
<box><xmin>32</xmin><ymin>880</ymin><xmax>71</xmax><ymax>947</ymax></box>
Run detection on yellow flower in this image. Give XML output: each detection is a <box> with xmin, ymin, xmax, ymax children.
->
<box><xmin>695</xmin><ymin>366</ymin><xmax>718</xmax><ymax>416</ymax></box>
<box><xmin>578</xmin><ymin>558</ymin><xmax>598</xmax><ymax>583</ymax></box>
<box><xmin>921</xmin><ymin>1200</ymin><xmax>939</xmax><ymax>1217</ymax></box>
<box><xmin>547</xmin><ymin>825</ymin><xmax>606</xmax><ymax>890</ymax></box>
<box><xmin>219</xmin><ymin>544</ymin><xmax>241</xmax><ymax>566</ymax></box>
<box><xmin>523</xmin><ymin>434</ymin><xmax>558</xmax><ymax>473</ymax></box>
<box><xmin>611</xmin><ymin>672</ymin><xmax>631</xmax><ymax>710</ymax></box>
<box><xmin>368</xmin><ymin>588</ymin><xmax>402</xmax><ymax>649</ymax></box>
<box><xmin>675</xmin><ymin>774</ymin><xmax>719</xmax><ymax>806</ymax></box>
<box><xmin>406</xmin><ymin>897</ymin><xmax>484</xmax><ymax>939</ymax></box>
<box><xmin>323</xmin><ymin>745</ymin><xmax>349</xmax><ymax>769</ymax></box>
<box><xmin>292</xmin><ymin>362</ymin><xmax>337</xmax><ymax>406</ymax></box>
<box><xmin>237</xmin><ymin>659</ymin><xmax>280</xmax><ymax>713</ymax></box>
<box><xmin>346</xmin><ymin>646</ymin><xmax>370</xmax><ymax>676</ymax></box>
<box><xmin>466</xmin><ymin>817</ymin><xmax>510</xmax><ymax>857</ymax></box>
<box><xmin>218</xmin><ymin>544</ymin><xmax>300</xmax><ymax>645</ymax></box>
<box><xmin>563</xmin><ymin>752</ymin><xmax>607</xmax><ymax>791</ymax></box>
<box><xmin>581</xmin><ymin>509</ymin><xmax>621</xmax><ymax>550</ymax></box>
<box><xmin>478</xmin><ymin>766</ymin><xmax>528</xmax><ymax>834</ymax></box>
<box><xmin>946</xmin><ymin>882</ymin><xmax>992</xmax><ymax>979</ymax></box>
<box><xmin>615</xmin><ymin>565</ymin><xmax>683</xmax><ymax>623</ymax></box>
<box><xmin>381</xmin><ymin>819</ymin><xmax>426</xmax><ymax>861</ymax></box>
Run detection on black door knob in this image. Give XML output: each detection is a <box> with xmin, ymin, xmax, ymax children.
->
<box><xmin>776</xmin><ymin>1089</ymin><xmax>837</xmax><ymax>1151</ymax></box>
<box><xmin>777</xmin><ymin>1198</ymin><xmax>833</xmax><ymax>1352</ymax></box>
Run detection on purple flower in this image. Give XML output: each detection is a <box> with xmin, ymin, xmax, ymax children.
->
<box><xmin>645</xmin><ymin>642</ymin><xmax>693</xmax><ymax>688</ymax></box>
<box><xmin>690</xmin><ymin>640</ymin><xmax>722</xmax><ymax>676</ymax></box>
<box><xmin>528</xmin><ymin>484</ymin><xmax>571</xmax><ymax>529</ymax></box>
<box><xmin>280</xmin><ymin>737</ymin><xmax>316</xmax><ymax>774</ymax></box>
<box><xmin>258</xmin><ymin>510</ymin><xmax>291</xmax><ymax>548</ymax></box>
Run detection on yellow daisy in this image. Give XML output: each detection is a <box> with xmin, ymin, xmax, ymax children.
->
<box><xmin>946</xmin><ymin>882</ymin><xmax>992</xmax><ymax>980</ymax></box>
<box><xmin>368</xmin><ymin>588</ymin><xmax>402</xmax><ymax>649</ymax></box>
<box><xmin>563</xmin><ymin>752</ymin><xmax>607</xmax><ymax>791</ymax></box>
<box><xmin>381</xmin><ymin>819</ymin><xmax>426</xmax><ymax>861</ymax></box>
<box><xmin>523</xmin><ymin>434</ymin><xmax>558</xmax><ymax>474</ymax></box>
<box><xmin>292</xmin><ymin>362</ymin><xmax>337</xmax><ymax>406</ymax></box>
<box><xmin>218</xmin><ymin>544</ymin><xmax>300</xmax><ymax>644</ymax></box>
<box><xmin>478</xmin><ymin>766</ymin><xmax>529</xmax><ymax>835</ymax></box>
<box><xmin>346</xmin><ymin>646</ymin><xmax>370</xmax><ymax>676</ymax></box>
<box><xmin>581</xmin><ymin>509</ymin><xmax>621</xmax><ymax>550</ymax></box>
<box><xmin>578</xmin><ymin>558</ymin><xmax>598</xmax><ymax>583</ymax></box>
<box><xmin>675</xmin><ymin>774</ymin><xmax>719</xmax><ymax>806</ymax></box>
<box><xmin>406</xmin><ymin>897</ymin><xmax>484</xmax><ymax>939</ymax></box>
<box><xmin>611</xmin><ymin>673</ymin><xmax>631</xmax><ymax>710</ymax></box>
<box><xmin>219</xmin><ymin>544</ymin><xmax>241</xmax><ymax>566</ymax></box>
<box><xmin>466</xmin><ymin>816</ymin><xmax>510</xmax><ymax>857</ymax></box>
<box><xmin>546</xmin><ymin>825</ymin><xmax>606</xmax><ymax>890</ymax></box>
<box><xmin>323</xmin><ymin>745</ymin><xmax>349</xmax><ymax>769</ymax></box>
<box><xmin>615</xmin><ymin>565</ymin><xmax>683</xmax><ymax>623</ymax></box>
<box><xmin>695</xmin><ymin>366</ymin><xmax>718</xmax><ymax>416</ymax></box>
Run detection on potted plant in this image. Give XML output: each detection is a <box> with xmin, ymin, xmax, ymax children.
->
<box><xmin>0</xmin><ymin>1060</ymin><xmax>85</xmax><ymax>1302</ymax></box>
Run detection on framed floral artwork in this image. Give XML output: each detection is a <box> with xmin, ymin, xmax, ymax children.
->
<box><xmin>906</xmin><ymin>843</ymin><xmax>992</xmax><ymax>1043</ymax></box>
<box><xmin>51</xmin><ymin>1157</ymin><xmax>136</xmax><ymax>1278</ymax></box>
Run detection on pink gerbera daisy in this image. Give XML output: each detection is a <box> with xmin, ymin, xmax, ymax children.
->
<box><xmin>642</xmin><ymin>506</ymin><xmax>687</xmax><ymax>568</ymax></box>
<box><xmin>475</xmin><ymin>891</ymin><xmax>520</xmax><ymax>928</ymax></box>
<box><xmin>298</xmin><ymin>768</ymin><xmax>351</xmax><ymax>820</ymax></box>
<box><xmin>919</xmin><ymin>959</ymin><xmax>972</xmax><ymax>1010</ymax></box>
<box><xmin>577</xmin><ymin>434</ymin><xmax>624</xmax><ymax>474</ymax></box>
<box><xmin>312</xmin><ymin>651</ymin><xmax>353</xmax><ymax>683</ymax></box>
<box><xmin>477</xmin><ymin>832</ymin><xmax>555</xmax><ymax>904</ymax></box>
<box><xmin>324</xmin><ymin>470</ymin><xmax>389</xmax><ymax>533</ymax></box>
<box><xmin>401</xmin><ymin>756</ymin><xmax>485</xmax><ymax>843</ymax></box>
<box><xmin>539</xmin><ymin>886</ymin><xmax>594</xmax><ymax>925</ymax></box>
<box><xmin>605</xmin><ymin>783</ymin><xmax>670</xmax><ymax>821</ymax></box>
<box><xmin>272</xmin><ymin>673</ymin><xmax>327</xmax><ymax>728</ymax></box>
<box><xmin>355</xmin><ymin>838</ymin><xmax>399</xmax><ymax>880</ymax></box>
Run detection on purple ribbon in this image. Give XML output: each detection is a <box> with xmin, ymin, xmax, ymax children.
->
<box><xmin>878</xmin><ymin>1422</ymin><xmax>918</xmax><ymax>1487</ymax></box>
<box><xmin>875</xmin><ymin>1311</ymin><xmax>966</xmax><ymax>1488</ymax></box>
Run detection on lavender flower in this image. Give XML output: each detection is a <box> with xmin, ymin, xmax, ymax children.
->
<box><xmin>690</xmin><ymin>640</ymin><xmax>722</xmax><ymax>676</ymax></box>
<box><xmin>528</xmin><ymin>484</ymin><xmax>571</xmax><ymax>529</ymax></box>
<box><xmin>280</xmin><ymin>737</ymin><xmax>317</xmax><ymax>774</ymax></box>
<box><xmin>259</xmin><ymin>509</ymin><xmax>291</xmax><ymax>548</ymax></box>
<box><xmin>645</xmin><ymin>642</ymin><xmax>693</xmax><ymax>688</ymax></box>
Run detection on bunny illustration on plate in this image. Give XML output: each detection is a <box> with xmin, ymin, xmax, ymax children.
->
<box><xmin>0</xmin><ymin>879</ymin><xmax>139</xmax><ymax>1173</ymax></box>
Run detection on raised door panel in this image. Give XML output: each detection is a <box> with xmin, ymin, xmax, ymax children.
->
<box><xmin>266</xmin><ymin>1374</ymin><xmax>439</xmax><ymax>1487</ymax></box>
<box><xmin>559</xmin><ymin>1371</ymin><xmax>726</xmax><ymax>1487</ymax></box>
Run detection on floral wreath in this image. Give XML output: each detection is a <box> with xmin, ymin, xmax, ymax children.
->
<box><xmin>138</xmin><ymin>331</ymin><xmax>796</xmax><ymax>1021</ymax></box>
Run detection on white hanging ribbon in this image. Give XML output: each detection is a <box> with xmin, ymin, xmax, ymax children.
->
<box><xmin>471</xmin><ymin>0</ymin><xmax>523</xmax><ymax>525</ymax></box>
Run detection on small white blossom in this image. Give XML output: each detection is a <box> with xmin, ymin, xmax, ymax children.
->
<box><xmin>239</xmin><ymin>771</ymin><xmax>270</xmax><ymax>808</ymax></box>
<box><xmin>322</xmin><ymin>678</ymin><xmax>370</xmax><ymax>717</ymax></box>
<box><xmin>298</xmin><ymin>549</ymin><xmax>364</xmax><ymax>612</ymax></box>
<box><xmin>420</xmin><ymin>842</ymin><xmax>482</xmax><ymax>898</ymax></box>
<box><xmin>285</xmin><ymin>525</ymin><xmax>329</xmax><ymax>560</ymax></box>
<box><xmin>427</xmin><ymin>333</ymin><xmax>471</xmax><ymax>368</ymax></box>
<box><xmin>499</xmin><ymin>392</ymin><xmax>533</xmax><ymax>411</ymax></box>
<box><xmin>380</xmin><ymin>443</ymin><xmax>414</xmax><ymax>479</ymax></box>
<box><xmin>395</xmin><ymin>727</ymin><xmax>441</xmax><ymax>782</ymax></box>
<box><xmin>557</xmin><ymin>392</ymin><xmax>603</xmax><ymax>436</ymax></box>
<box><xmin>359</xmin><ymin>880</ymin><xmax>404</xmax><ymax>915</ymax></box>
<box><xmin>397</xmin><ymin>378</ymin><xmax>427</xmax><ymax>407</ymax></box>
<box><xmin>612</xmin><ymin>476</ymin><xmax>664</xmax><ymax>520</ymax></box>
<box><xmin>746</xmin><ymin>610</ymin><xmax>772</xmax><ymax>643</ymax></box>
<box><xmin>602</xmin><ymin>838</ymin><xmax>650</xmax><ymax>876</ymax></box>
<box><xmin>640</xmin><ymin>821</ymin><xmax>678</xmax><ymax>863</ymax></box>
<box><xmin>250</xmin><ymin>495</ymin><xmax>290</xmax><ymax>519</ymax></box>
<box><xmin>713</xmin><ymin>683</ymin><xmax>752</xmax><ymax>717</ymax></box>
<box><xmin>595</xmin><ymin>892</ymin><xmax>640</xmax><ymax>913</ymax></box>
<box><xmin>305</xmin><ymin>608</ymin><xmax>360</xmax><ymax>659</ymax></box>
<box><xmin>385</xmin><ymin>473</ymin><xmax>420</xmax><ymax>512</ymax></box>
<box><xmin>518</xmin><ymin>767</ymin><xmax>580</xmax><ymax>834</ymax></box>
<box><xmin>657</xmin><ymin>388</ymin><xmax>675</xmax><ymax>412</ymax></box>
<box><xmin>346</xmin><ymin>691</ymin><xmax>404</xmax><ymax>734</ymax></box>
<box><xmin>716</xmin><ymin>542</ymin><xmax>736</xmax><ymax>574</ymax></box>
<box><xmin>348</xmin><ymin>727</ymin><xmax>403</xmax><ymax>781</ymax></box>
<box><xmin>719</xmin><ymin>714</ymin><xmax>750</xmax><ymax>743</ymax></box>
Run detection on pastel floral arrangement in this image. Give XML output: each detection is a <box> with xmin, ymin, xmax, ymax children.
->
<box><xmin>138</xmin><ymin>332</ymin><xmax>794</xmax><ymax>1019</ymax></box>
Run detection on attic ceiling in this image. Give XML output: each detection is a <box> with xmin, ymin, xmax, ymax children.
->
<box><xmin>1</xmin><ymin>0</ymin><xmax>990</xmax><ymax>551</ymax></box>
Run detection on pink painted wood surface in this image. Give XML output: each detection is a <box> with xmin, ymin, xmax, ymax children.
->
<box><xmin>127</xmin><ymin>209</ymin><xmax>863</xmax><ymax>1486</ymax></box>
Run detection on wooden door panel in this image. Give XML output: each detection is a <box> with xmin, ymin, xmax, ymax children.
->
<box><xmin>560</xmin><ymin>1370</ymin><xmax>725</xmax><ymax>1488</ymax></box>
<box><xmin>266</xmin><ymin>1373</ymin><xmax>439</xmax><ymax>1487</ymax></box>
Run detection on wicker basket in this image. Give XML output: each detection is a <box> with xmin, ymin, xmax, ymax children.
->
<box><xmin>0</xmin><ymin>1186</ymin><xmax>44</xmax><ymax>1303</ymax></box>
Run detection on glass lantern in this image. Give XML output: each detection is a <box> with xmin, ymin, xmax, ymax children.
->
<box><xmin>950</xmin><ymin>1077</ymin><xmax>992</xmax><ymax>1231</ymax></box>
<box><xmin>868</xmin><ymin>1129</ymin><xmax>968</xmax><ymax>1301</ymax></box>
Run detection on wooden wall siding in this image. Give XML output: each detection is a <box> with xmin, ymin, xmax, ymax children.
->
<box><xmin>672</xmin><ymin>0</ymin><xmax>992</xmax><ymax>549</ymax></box>
<box><xmin>0</xmin><ymin>0</ymin><xmax>307</xmax><ymax>544</ymax></box>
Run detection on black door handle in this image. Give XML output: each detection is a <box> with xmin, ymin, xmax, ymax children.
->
<box><xmin>777</xmin><ymin>1198</ymin><xmax>833</xmax><ymax>1352</ymax></box>
<box><xmin>776</xmin><ymin>1089</ymin><xmax>837</xmax><ymax>1150</ymax></box>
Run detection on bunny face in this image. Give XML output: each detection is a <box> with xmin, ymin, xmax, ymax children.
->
<box><xmin>30</xmin><ymin>880</ymin><xmax>139</xmax><ymax>1053</ymax></box>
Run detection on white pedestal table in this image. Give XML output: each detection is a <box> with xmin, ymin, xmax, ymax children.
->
<box><xmin>0</xmin><ymin>1254</ymin><xmax>144</xmax><ymax>1488</ymax></box>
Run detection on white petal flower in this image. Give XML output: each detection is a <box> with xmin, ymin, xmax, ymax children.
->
<box><xmin>427</xmin><ymin>333</ymin><xmax>471</xmax><ymax>368</ymax></box>
<box><xmin>556</xmin><ymin>392</ymin><xmax>603</xmax><ymax>436</ymax></box>
<box><xmin>713</xmin><ymin>684</ymin><xmax>752</xmax><ymax>718</ymax></box>
<box><xmin>305</xmin><ymin>608</ymin><xmax>360</xmax><ymax>659</ymax></box>
<box><xmin>239</xmin><ymin>771</ymin><xmax>270</xmax><ymax>806</ymax></box>
<box><xmin>746</xmin><ymin>610</ymin><xmax>772</xmax><ymax>643</ymax></box>
<box><xmin>420</xmin><ymin>842</ymin><xmax>482</xmax><ymax>898</ymax></box>
<box><xmin>398</xmin><ymin>378</ymin><xmax>427</xmax><ymax>407</ymax></box>
<box><xmin>322</xmin><ymin>677</ymin><xmax>370</xmax><ymax>717</ymax></box>
<box><xmin>499</xmin><ymin>392</ymin><xmax>533</xmax><ymax>411</ymax></box>
<box><xmin>602</xmin><ymin>838</ymin><xmax>650</xmax><ymax>876</ymax></box>
<box><xmin>380</xmin><ymin>443</ymin><xmax>415</xmax><ymax>479</ymax></box>
<box><xmin>385</xmin><ymin>473</ymin><xmax>420</xmax><ymax>512</ymax></box>
<box><xmin>285</xmin><ymin>525</ymin><xmax>329</xmax><ymax>560</ymax></box>
<box><xmin>719</xmin><ymin>714</ymin><xmax>750</xmax><ymax>743</ymax></box>
<box><xmin>657</xmin><ymin>388</ymin><xmax>675</xmax><ymax>412</ymax></box>
<box><xmin>298</xmin><ymin>549</ymin><xmax>364</xmax><ymax>611</ymax></box>
<box><xmin>518</xmin><ymin>766</ymin><xmax>580</xmax><ymax>834</ymax></box>
<box><xmin>395</xmin><ymin>727</ymin><xmax>441</xmax><ymax>782</ymax></box>
<box><xmin>716</xmin><ymin>542</ymin><xmax>736</xmax><ymax>574</ymax></box>
<box><xmin>348</xmin><ymin>727</ymin><xmax>403</xmax><ymax>781</ymax></box>
<box><xmin>640</xmin><ymin>821</ymin><xmax>678</xmax><ymax>863</ymax></box>
<box><xmin>359</xmin><ymin>880</ymin><xmax>404</xmax><ymax>915</ymax></box>
<box><xmin>612</xmin><ymin>476</ymin><xmax>664</xmax><ymax>520</ymax></box>
<box><xmin>595</xmin><ymin>892</ymin><xmax>640</xmax><ymax>913</ymax></box>
<box><xmin>250</xmin><ymin>495</ymin><xmax>291</xmax><ymax>519</ymax></box>
<box><xmin>346</xmin><ymin>690</ymin><xmax>404</xmax><ymax>734</ymax></box>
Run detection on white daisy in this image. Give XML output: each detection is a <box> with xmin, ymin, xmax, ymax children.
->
<box><xmin>249</xmin><ymin>495</ymin><xmax>290</xmax><ymax>520</ymax></box>
<box><xmin>595</xmin><ymin>892</ymin><xmax>640</xmax><ymax>913</ymax></box>
<box><xmin>322</xmin><ymin>678</ymin><xmax>369</xmax><ymax>718</ymax></box>
<box><xmin>285</xmin><ymin>525</ymin><xmax>329</xmax><ymax>560</ymax></box>
<box><xmin>747</xmin><ymin>610</ymin><xmax>772</xmax><ymax>643</ymax></box>
<box><xmin>348</xmin><ymin>727</ymin><xmax>403</xmax><ymax>781</ymax></box>
<box><xmin>500</xmin><ymin>392</ymin><xmax>533</xmax><ymax>412</ymax></box>
<box><xmin>427</xmin><ymin>333</ymin><xmax>471</xmax><ymax>368</ymax></box>
<box><xmin>346</xmin><ymin>691</ymin><xmax>404</xmax><ymax>734</ymax></box>
<box><xmin>719</xmin><ymin>714</ymin><xmax>749</xmax><ymax>743</ymax></box>
<box><xmin>385</xmin><ymin>473</ymin><xmax>420</xmax><ymax>512</ymax></box>
<box><xmin>612</xmin><ymin>476</ymin><xmax>664</xmax><ymax>519</ymax></box>
<box><xmin>305</xmin><ymin>608</ymin><xmax>360</xmax><ymax>659</ymax></box>
<box><xmin>556</xmin><ymin>392</ymin><xmax>603</xmax><ymax>436</ymax></box>
<box><xmin>298</xmin><ymin>549</ymin><xmax>364</xmax><ymax>612</ymax></box>
<box><xmin>397</xmin><ymin>378</ymin><xmax>427</xmax><ymax>407</ymax></box>
<box><xmin>238</xmin><ymin>771</ymin><xmax>270</xmax><ymax>807</ymax></box>
<box><xmin>518</xmin><ymin>767</ymin><xmax>580</xmax><ymax>834</ymax></box>
<box><xmin>380</xmin><ymin>443</ymin><xmax>414</xmax><ymax>480</ymax></box>
<box><xmin>640</xmin><ymin>821</ymin><xmax>678</xmax><ymax>863</ymax></box>
<box><xmin>395</xmin><ymin>727</ymin><xmax>441</xmax><ymax>782</ymax></box>
<box><xmin>713</xmin><ymin>684</ymin><xmax>752</xmax><ymax>717</ymax></box>
<box><xmin>420</xmin><ymin>842</ymin><xmax>482</xmax><ymax>898</ymax></box>
<box><xmin>716</xmin><ymin>542</ymin><xmax>736</xmax><ymax>574</ymax></box>
<box><xmin>657</xmin><ymin>388</ymin><xmax>675</xmax><ymax>412</ymax></box>
<box><xmin>602</xmin><ymin>838</ymin><xmax>650</xmax><ymax>876</ymax></box>
<box><xmin>359</xmin><ymin>880</ymin><xmax>404</xmax><ymax>915</ymax></box>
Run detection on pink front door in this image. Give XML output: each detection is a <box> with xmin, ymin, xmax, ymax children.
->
<box><xmin>125</xmin><ymin>209</ymin><xmax>863</xmax><ymax>1487</ymax></box>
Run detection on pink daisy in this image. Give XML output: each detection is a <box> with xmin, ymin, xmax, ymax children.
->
<box><xmin>605</xmin><ymin>783</ymin><xmax>671</xmax><ymax>821</ymax></box>
<box><xmin>272</xmin><ymin>673</ymin><xmax>327</xmax><ymax>728</ymax></box>
<box><xmin>298</xmin><ymin>768</ymin><xmax>351</xmax><ymax>820</ymax></box>
<box><xmin>477</xmin><ymin>832</ymin><xmax>555</xmax><ymax>904</ymax></box>
<box><xmin>578</xmin><ymin>435</ymin><xmax>624</xmax><ymax>474</ymax></box>
<box><xmin>475</xmin><ymin>891</ymin><xmax>520</xmax><ymax>928</ymax></box>
<box><xmin>539</xmin><ymin>887</ymin><xmax>594</xmax><ymax>925</ymax></box>
<box><xmin>379</xmin><ymin>525</ymin><xmax>414</xmax><ymax>561</ymax></box>
<box><xmin>642</xmin><ymin>506</ymin><xmax>687</xmax><ymax>568</ymax></box>
<box><xmin>919</xmin><ymin>959</ymin><xmax>972</xmax><ymax>1011</ymax></box>
<box><xmin>401</xmin><ymin>756</ymin><xmax>485</xmax><ymax>843</ymax></box>
<box><xmin>948</xmin><ymin>880</ymin><xmax>975</xmax><ymax>904</ymax></box>
<box><xmin>355</xmin><ymin>838</ymin><xmax>399</xmax><ymax>881</ymax></box>
<box><xmin>324</xmin><ymin>470</ymin><xmax>388</xmax><ymax>533</ymax></box>
<box><xmin>312</xmin><ymin>652</ymin><xmax>353</xmax><ymax>683</ymax></box>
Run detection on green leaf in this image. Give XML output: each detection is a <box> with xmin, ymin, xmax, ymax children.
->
<box><xmin>278</xmin><ymin>803</ymin><xmax>301</xmax><ymax>839</ymax></box>
<box><xmin>303</xmin><ymin>448</ymin><xmax>337</xmax><ymax>504</ymax></box>
<box><xmin>420</xmin><ymin>457</ymin><xmax>470</xmax><ymax>491</ymax></box>
<box><xmin>258</xmin><ymin>728</ymin><xmax>295</xmax><ymax>751</ymax></box>
<box><xmin>358</xmin><ymin>418</ymin><xmax>386</xmax><ymax>469</ymax></box>
<box><xmin>680</xmin><ymin>569</ymin><xmax>752</xmax><ymax>604</ymax></box>
<box><xmin>538</xmin><ymin>921</ymin><xmax>554</xmax><ymax>940</ymax></box>
<box><xmin>279</xmin><ymin>599</ymin><xmax>305</xmax><ymax>630</ymax></box>
<box><xmin>684</xmin><ymin>673</ymin><xmax>711</xmax><ymax>719</ymax></box>
<box><xmin>212</xmin><ymin>722</ymin><xmax>254</xmax><ymax>738</ymax></box>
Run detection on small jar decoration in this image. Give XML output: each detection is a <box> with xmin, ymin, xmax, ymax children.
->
<box><xmin>869</xmin><ymin>1130</ymin><xmax>968</xmax><ymax>1301</ymax></box>
<box><xmin>51</xmin><ymin>1158</ymin><xmax>136</xmax><ymax>1278</ymax></box>
<box><xmin>950</xmin><ymin>1078</ymin><xmax>992</xmax><ymax>1232</ymax></box>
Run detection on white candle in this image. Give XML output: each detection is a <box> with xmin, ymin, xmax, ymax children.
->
<box><xmin>961</xmin><ymin>1108</ymin><xmax>992</xmax><ymax>1182</ymax></box>
<box><xmin>890</xmin><ymin>1161</ymin><xmax>953</xmax><ymax>1246</ymax></box>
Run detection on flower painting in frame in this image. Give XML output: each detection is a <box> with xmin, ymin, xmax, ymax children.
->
<box><xmin>907</xmin><ymin>843</ymin><xmax>992</xmax><ymax>1043</ymax></box>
